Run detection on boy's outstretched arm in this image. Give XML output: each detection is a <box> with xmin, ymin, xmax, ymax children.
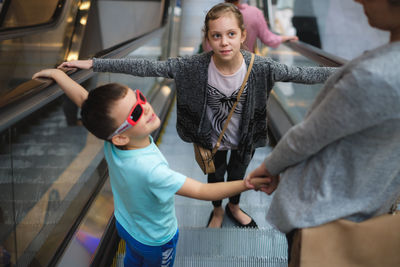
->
<box><xmin>176</xmin><ymin>177</ymin><xmax>272</xmax><ymax>201</ymax></box>
<box><xmin>32</xmin><ymin>69</ymin><xmax>88</xmax><ymax>108</ymax></box>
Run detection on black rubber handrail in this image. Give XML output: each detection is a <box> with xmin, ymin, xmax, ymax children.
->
<box><xmin>285</xmin><ymin>40</ymin><xmax>348</xmax><ymax>67</ymax></box>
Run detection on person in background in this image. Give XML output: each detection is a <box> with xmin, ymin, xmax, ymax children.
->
<box><xmin>247</xmin><ymin>0</ymin><xmax>400</xmax><ymax>261</ymax></box>
<box><xmin>203</xmin><ymin>0</ymin><xmax>298</xmax><ymax>52</ymax></box>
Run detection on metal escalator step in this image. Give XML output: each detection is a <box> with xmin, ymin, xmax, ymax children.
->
<box><xmin>0</xmin><ymin>143</ymin><xmax>86</xmax><ymax>157</ymax></box>
<box><xmin>113</xmin><ymin>228</ymin><xmax>288</xmax><ymax>267</ymax></box>
<box><xmin>0</xmin><ymin>154</ymin><xmax>78</xmax><ymax>168</ymax></box>
<box><xmin>0</xmin><ymin>167</ymin><xmax>65</xmax><ymax>183</ymax></box>
<box><xmin>26</xmin><ymin>125</ymin><xmax>88</xmax><ymax>136</ymax></box>
<box><xmin>30</xmin><ymin>120</ymin><xmax>68</xmax><ymax>128</ymax></box>
<box><xmin>175</xmin><ymin>256</ymin><xmax>287</xmax><ymax>267</ymax></box>
<box><xmin>0</xmin><ymin>180</ymin><xmax>78</xmax><ymax>202</ymax></box>
<box><xmin>176</xmin><ymin>227</ymin><xmax>287</xmax><ymax>261</ymax></box>
<box><xmin>16</xmin><ymin>132</ymin><xmax>88</xmax><ymax>144</ymax></box>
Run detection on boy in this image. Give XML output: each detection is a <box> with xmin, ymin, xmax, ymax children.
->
<box><xmin>32</xmin><ymin>68</ymin><xmax>271</xmax><ymax>267</ymax></box>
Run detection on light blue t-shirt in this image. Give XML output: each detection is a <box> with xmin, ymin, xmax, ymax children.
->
<box><xmin>104</xmin><ymin>137</ymin><xmax>186</xmax><ymax>246</ymax></box>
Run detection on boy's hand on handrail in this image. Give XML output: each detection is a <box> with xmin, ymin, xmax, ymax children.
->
<box><xmin>32</xmin><ymin>68</ymin><xmax>88</xmax><ymax>108</ymax></box>
<box><xmin>58</xmin><ymin>59</ymin><xmax>93</xmax><ymax>70</ymax></box>
<box><xmin>32</xmin><ymin>68</ymin><xmax>63</xmax><ymax>80</ymax></box>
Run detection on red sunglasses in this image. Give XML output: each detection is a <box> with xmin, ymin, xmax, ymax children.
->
<box><xmin>108</xmin><ymin>90</ymin><xmax>147</xmax><ymax>139</ymax></box>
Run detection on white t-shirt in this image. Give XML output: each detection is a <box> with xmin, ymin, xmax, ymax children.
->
<box><xmin>207</xmin><ymin>57</ymin><xmax>248</xmax><ymax>149</ymax></box>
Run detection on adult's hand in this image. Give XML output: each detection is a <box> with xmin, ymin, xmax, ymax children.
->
<box><xmin>246</xmin><ymin>162</ymin><xmax>280</xmax><ymax>195</ymax></box>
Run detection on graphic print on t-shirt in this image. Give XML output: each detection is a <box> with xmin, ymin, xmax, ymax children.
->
<box><xmin>206</xmin><ymin>83</ymin><xmax>248</xmax><ymax>145</ymax></box>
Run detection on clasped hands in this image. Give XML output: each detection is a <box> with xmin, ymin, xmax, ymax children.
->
<box><xmin>244</xmin><ymin>163</ymin><xmax>280</xmax><ymax>195</ymax></box>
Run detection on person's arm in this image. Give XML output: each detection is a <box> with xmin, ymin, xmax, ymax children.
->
<box><xmin>268</xmin><ymin>58</ymin><xmax>337</xmax><ymax>84</ymax></box>
<box><xmin>59</xmin><ymin>57</ymin><xmax>180</xmax><ymax>79</ymax></box>
<box><xmin>176</xmin><ymin>177</ymin><xmax>271</xmax><ymax>201</ymax></box>
<box><xmin>255</xmin><ymin>8</ymin><xmax>283</xmax><ymax>48</ymax></box>
<box><xmin>264</xmin><ymin>68</ymin><xmax>399</xmax><ymax>175</ymax></box>
<box><xmin>246</xmin><ymin>163</ymin><xmax>280</xmax><ymax>195</ymax></box>
<box><xmin>32</xmin><ymin>69</ymin><xmax>88</xmax><ymax>107</ymax></box>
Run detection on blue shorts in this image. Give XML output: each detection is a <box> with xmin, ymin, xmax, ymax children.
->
<box><xmin>115</xmin><ymin>220</ymin><xmax>179</xmax><ymax>267</ymax></box>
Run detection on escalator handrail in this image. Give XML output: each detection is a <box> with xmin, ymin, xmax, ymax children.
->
<box><xmin>0</xmin><ymin>27</ymin><xmax>164</xmax><ymax>134</ymax></box>
<box><xmin>266</xmin><ymin>40</ymin><xmax>348</xmax><ymax>142</ymax></box>
<box><xmin>284</xmin><ymin>40</ymin><xmax>348</xmax><ymax>67</ymax></box>
<box><xmin>256</xmin><ymin>0</ymin><xmax>347</xmax><ymax>67</ymax></box>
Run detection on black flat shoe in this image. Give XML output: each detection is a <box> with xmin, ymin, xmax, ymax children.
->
<box><xmin>225</xmin><ymin>204</ymin><xmax>258</xmax><ymax>228</ymax></box>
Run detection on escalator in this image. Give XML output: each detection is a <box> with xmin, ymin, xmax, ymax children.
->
<box><xmin>0</xmin><ymin>0</ymin><xmax>350</xmax><ymax>266</ymax></box>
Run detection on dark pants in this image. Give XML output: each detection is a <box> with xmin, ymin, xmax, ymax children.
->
<box><xmin>207</xmin><ymin>150</ymin><xmax>252</xmax><ymax>207</ymax></box>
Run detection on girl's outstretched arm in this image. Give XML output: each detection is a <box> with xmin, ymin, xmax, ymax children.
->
<box><xmin>32</xmin><ymin>69</ymin><xmax>88</xmax><ymax>107</ymax></box>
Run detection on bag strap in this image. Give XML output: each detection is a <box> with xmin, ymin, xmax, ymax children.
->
<box><xmin>211</xmin><ymin>53</ymin><xmax>255</xmax><ymax>155</ymax></box>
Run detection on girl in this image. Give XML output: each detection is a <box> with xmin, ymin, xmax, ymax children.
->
<box><xmin>58</xmin><ymin>3</ymin><xmax>336</xmax><ymax>228</ymax></box>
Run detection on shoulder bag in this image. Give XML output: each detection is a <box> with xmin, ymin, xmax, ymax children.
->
<box><xmin>289</xmin><ymin>195</ymin><xmax>400</xmax><ymax>267</ymax></box>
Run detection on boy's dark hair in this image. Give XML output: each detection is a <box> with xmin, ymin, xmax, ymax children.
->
<box><xmin>81</xmin><ymin>83</ymin><xmax>128</xmax><ymax>140</ymax></box>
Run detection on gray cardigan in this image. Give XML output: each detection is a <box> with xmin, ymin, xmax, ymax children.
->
<box><xmin>93</xmin><ymin>50</ymin><xmax>334</xmax><ymax>164</ymax></box>
<box><xmin>265</xmin><ymin>42</ymin><xmax>400</xmax><ymax>233</ymax></box>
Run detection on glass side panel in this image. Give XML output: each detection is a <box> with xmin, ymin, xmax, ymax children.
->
<box><xmin>1</xmin><ymin>0</ymin><xmax>60</xmax><ymax>29</ymax></box>
<box><xmin>261</xmin><ymin>44</ymin><xmax>326</xmax><ymax>124</ymax></box>
<box><xmin>270</xmin><ymin>0</ymin><xmax>389</xmax><ymax>60</ymax></box>
<box><xmin>0</xmin><ymin>28</ymin><xmax>167</xmax><ymax>267</ymax></box>
<box><xmin>0</xmin><ymin>96</ymin><xmax>105</xmax><ymax>266</ymax></box>
<box><xmin>0</xmin><ymin>130</ymin><xmax>17</xmax><ymax>266</ymax></box>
